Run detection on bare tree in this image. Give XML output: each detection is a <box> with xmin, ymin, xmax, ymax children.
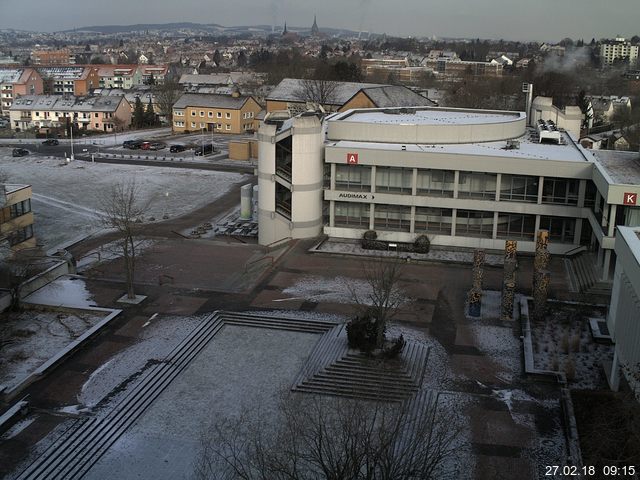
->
<box><xmin>154</xmin><ymin>78</ymin><xmax>183</xmax><ymax>123</ymax></box>
<box><xmin>99</xmin><ymin>180</ymin><xmax>148</xmax><ymax>299</ymax></box>
<box><xmin>194</xmin><ymin>392</ymin><xmax>464</xmax><ymax>480</ymax></box>
<box><xmin>348</xmin><ymin>256</ymin><xmax>406</xmax><ymax>350</ymax></box>
<box><xmin>294</xmin><ymin>79</ymin><xmax>339</xmax><ymax>109</ymax></box>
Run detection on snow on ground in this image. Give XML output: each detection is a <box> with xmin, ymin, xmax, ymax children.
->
<box><xmin>530</xmin><ymin>304</ymin><xmax>612</xmax><ymax>389</ymax></box>
<box><xmin>281</xmin><ymin>275</ymin><xmax>411</xmax><ymax>306</ymax></box>
<box><xmin>469</xmin><ymin>324</ymin><xmax>521</xmax><ymax>383</ymax></box>
<box><xmin>0</xmin><ymin>416</ymin><xmax>37</xmax><ymax>441</ymax></box>
<box><xmin>0</xmin><ymin>310</ymin><xmax>103</xmax><ymax>389</ymax></box>
<box><xmin>0</xmin><ymin>149</ymin><xmax>248</xmax><ymax>250</ymax></box>
<box><xmin>315</xmin><ymin>239</ymin><xmax>505</xmax><ymax>265</ymax></box>
<box><xmin>78</xmin><ymin>314</ymin><xmax>205</xmax><ymax>409</ymax></box>
<box><xmin>24</xmin><ymin>276</ymin><xmax>95</xmax><ymax>308</ymax></box>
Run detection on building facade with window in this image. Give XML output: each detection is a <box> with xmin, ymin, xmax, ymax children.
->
<box><xmin>172</xmin><ymin>93</ymin><xmax>261</xmax><ymax>134</ymax></box>
<box><xmin>1</xmin><ymin>184</ymin><xmax>35</xmax><ymax>251</ymax></box>
<box><xmin>9</xmin><ymin>94</ymin><xmax>131</xmax><ymax>133</ymax></box>
<box><xmin>258</xmin><ymin>106</ymin><xmax>640</xmax><ymax>280</ymax></box>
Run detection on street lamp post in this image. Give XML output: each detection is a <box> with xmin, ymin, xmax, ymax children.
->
<box><xmin>70</xmin><ymin>118</ymin><xmax>75</xmax><ymax>161</ymax></box>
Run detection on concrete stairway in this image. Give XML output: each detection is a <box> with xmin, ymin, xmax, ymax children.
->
<box><xmin>566</xmin><ymin>253</ymin><xmax>612</xmax><ymax>296</ymax></box>
<box><xmin>13</xmin><ymin>311</ymin><xmax>339</xmax><ymax>480</ymax></box>
<box><xmin>292</xmin><ymin>328</ymin><xmax>430</xmax><ymax>402</ymax></box>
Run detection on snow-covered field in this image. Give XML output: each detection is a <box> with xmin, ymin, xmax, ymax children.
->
<box><xmin>0</xmin><ymin>149</ymin><xmax>248</xmax><ymax>250</ymax></box>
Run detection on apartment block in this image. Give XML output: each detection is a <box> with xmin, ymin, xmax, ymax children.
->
<box><xmin>9</xmin><ymin>94</ymin><xmax>131</xmax><ymax>133</ymax></box>
<box><xmin>600</xmin><ymin>38</ymin><xmax>639</xmax><ymax>66</ymax></box>
<box><xmin>0</xmin><ymin>68</ymin><xmax>43</xmax><ymax>115</ymax></box>
<box><xmin>172</xmin><ymin>93</ymin><xmax>261</xmax><ymax>134</ymax></box>
<box><xmin>37</xmin><ymin>66</ymin><xmax>100</xmax><ymax>96</ymax></box>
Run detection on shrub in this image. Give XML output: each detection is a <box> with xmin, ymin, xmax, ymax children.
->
<box><xmin>363</xmin><ymin>230</ymin><xmax>378</xmax><ymax>241</ymax></box>
<box><xmin>346</xmin><ymin>313</ymin><xmax>377</xmax><ymax>353</ymax></box>
<box><xmin>413</xmin><ymin>235</ymin><xmax>431</xmax><ymax>254</ymax></box>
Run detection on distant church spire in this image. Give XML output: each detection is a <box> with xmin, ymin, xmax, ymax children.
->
<box><xmin>283</xmin><ymin>21</ymin><xmax>288</xmax><ymax>35</ymax></box>
<box><xmin>311</xmin><ymin>15</ymin><xmax>319</xmax><ymax>36</ymax></box>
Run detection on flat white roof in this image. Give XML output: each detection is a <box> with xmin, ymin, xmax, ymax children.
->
<box><xmin>591</xmin><ymin>150</ymin><xmax>640</xmax><ymax>185</ymax></box>
<box><xmin>337</xmin><ymin>108</ymin><xmax>524</xmax><ymax>126</ymax></box>
<box><xmin>329</xmin><ymin>129</ymin><xmax>592</xmax><ymax>163</ymax></box>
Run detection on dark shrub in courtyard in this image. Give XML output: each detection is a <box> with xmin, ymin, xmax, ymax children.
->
<box><xmin>414</xmin><ymin>235</ymin><xmax>431</xmax><ymax>254</ymax></box>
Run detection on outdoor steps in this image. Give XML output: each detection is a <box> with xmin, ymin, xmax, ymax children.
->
<box><xmin>14</xmin><ymin>313</ymin><xmax>227</xmax><ymax>480</ymax></box>
<box><xmin>393</xmin><ymin>389</ymin><xmax>439</xmax><ymax>457</ymax></box>
<box><xmin>222</xmin><ymin>312</ymin><xmax>336</xmax><ymax>334</ymax></box>
<box><xmin>567</xmin><ymin>253</ymin><xmax>611</xmax><ymax>295</ymax></box>
<box><xmin>14</xmin><ymin>312</ymin><xmax>339</xmax><ymax>480</ymax></box>
<box><xmin>292</xmin><ymin>329</ymin><xmax>430</xmax><ymax>402</ymax></box>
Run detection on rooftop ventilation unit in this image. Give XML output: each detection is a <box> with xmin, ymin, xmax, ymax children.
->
<box><xmin>537</xmin><ymin>121</ymin><xmax>562</xmax><ymax>144</ymax></box>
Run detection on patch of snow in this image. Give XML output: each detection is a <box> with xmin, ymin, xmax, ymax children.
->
<box><xmin>58</xmin><ymin>404</ymin><xmax>92</xmax><ymax>415</ymax></box>
<box><xmin>469</xmin><ymin>324</ymin><xmax>521</xmax><ymax>383</ymax></box>
<box><xmin>0</xmin><ymin>416</ymin><xmax>37</xmax><ymax>440</ymax></box>
<box><xmin>24</xmin><ymin>276</ymin><xmax>95</xmax><ymax>308</ymax></box>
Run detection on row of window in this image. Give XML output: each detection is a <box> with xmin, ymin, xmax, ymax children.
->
<box><xmin>333</xmin><ymin>202</ymin><xmax>576</xmax><ymax>242</ymax></box>
<box><xmin>7</xmin><ymin>224</ymin><xmax>34</xmax><ymax>246</ymax></box>
<box><xmin>333</xmin><ymin>165</ymin><xmax>580</xmax><ymax>205</ymax></box>
<box><xmin>174</xmin><ymin>121</ymin><xmax>234</xmax><ymax>131</ymax></box>
<box><xmin>192</xmin><ymin>110</ymin><xmax>232</xmax><ymax>119</ymax></box>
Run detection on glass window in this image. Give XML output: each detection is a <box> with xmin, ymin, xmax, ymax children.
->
<box><xmin>199</xmin><ymin>111</ymin><xmax>205</xmax><ymax>117</ymax></box>
<box><xmin>376</xmin><ymin>167</ymin><xmax>412</xmax><ymax>194</ymax></box>
<box><xmin>335</xmin><ymin>202</ymin><xmax>370</xmax><ymax>228</ymax></box>
<box><xmin>415</xmin><ymin>207</ymin><xmax>452</xmax><ymax>235</ymax></box>
<box><xmin>9</xmin><ymin>199</ymin><xmax>31</xmax><ymax>218</ymax></box>
<box><xmin>217</xmin><ymin>112</ymin><xmax>222</xmax><ymax>118</ymax></box>
<box><xmin>8</xmin><ymin>224</ymin><xmax>33</xmax><ymax>246</ymax></box>
<box><xmin>496</xmin><ymin>213</ymin><xmax>536</xmax><ymax>240</ymax></box>
<box><xmin>335</xmin><ymin>165</ymin><xmax>371</xmax><ymax>191</ymax></box>
<box><xmin>542</xmin><ymin>178</ymin><xmax>579</xmax><ymax>205</ymax></box>
<box><xmin>225</xmin><ymin>112</ymin><xmax>231</xmax><ymax>119</ymax></box>
<box><xmin>456</xmin><ymin>210</ymin><xmax>494</xmax><ymax>238</ymax></box>
<box><xmin>191</xmin><ymin>111</ymin><xmax>196</xmax><ymax>116</ymax></box>
<box><xmin>500</xmin><ymin>175</ymin><xmax>539</xmax><ymax>203</ymax></box>
<box><xmin>458</xmin><ymin>171</ymin><xmax>497</xmax><ymax>200</ymax></box>
<box><xmin>208</xmin><ymin>111</ymin><xmax>213</xmax><ymax>118</ymax></box>
<box><xmin>374</xmin><ymin>204</ymin><xmax>411</xmax><ymax>232</ymax></box>
<box><xmin>416</xmin><ymin>169</ymin><xmax>454</xmax><ymax>197</ymax></box>
<box><xmin>225</xmin><ymin>124</ymin><xmax>231</xmax><ymax>130</ymax></box>
<box><xmin>539</xmin><ymin>216</ymin><xmax>575</xmax><ymax>243</ymax></box>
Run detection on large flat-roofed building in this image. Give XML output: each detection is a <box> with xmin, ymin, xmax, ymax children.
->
<box><xmin>258</xmin><ymin>106</ymin><xmax>640</xmax><ymax>280</ymax></box>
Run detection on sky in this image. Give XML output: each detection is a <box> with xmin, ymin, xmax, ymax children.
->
<box><xmin>0</xmin><ymin>0</ymin><xmax>638</xmax><ymax>42</ymax></box>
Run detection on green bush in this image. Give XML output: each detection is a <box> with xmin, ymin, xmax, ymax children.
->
<box><xmin>414</xmin><ymin>235</ymin><xmax>431</xmax><ymax>254</ymax></box>
<box><xmin>346</xmin><ymin>313</ymin><xmax>377</xmax><ymax>352</ymax></box>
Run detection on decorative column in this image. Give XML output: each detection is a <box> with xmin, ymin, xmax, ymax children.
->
<box><xmin>501</xmin><ymin>240</ymin><xmax>518</xmax><ymax>320</ymax></box>
<box><xmin>533</xmin><ymin>230</ymin><xmax>550</xmax><ymax>321</ymax></box>
<box><xmin>468</xmin><ymin>249</ymin><xmax>485</xmax><ymax>317</ymax></box>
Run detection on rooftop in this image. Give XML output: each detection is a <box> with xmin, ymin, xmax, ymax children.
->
<box><xmin>592</xmin><ymin>150</ymin><xmax>640</xmax><ymax>185</ymax></box>
<box><xmin>172</xmin><ymin>93</ymin><xmax>253</xmax><ymax>110</ymax></box>
<box><xmin>338</xmin><ymin>107</ymin><xmax>522</xmax><ymax>126</ymax></box>
<box><xmin>329</xmin><ymin>128</ymin><xmax>592</xmax><ymax>163</ymax></box>
<box><xmin>0</xmin><ymin>68</ymin><xmax>23</xmax><ymax>84</ymax></box>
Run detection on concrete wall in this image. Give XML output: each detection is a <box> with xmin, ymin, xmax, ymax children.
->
<box><xmin>608</xmin><ymin>227</ymin><xmax>640</xmax><ymax>392</ymax></box>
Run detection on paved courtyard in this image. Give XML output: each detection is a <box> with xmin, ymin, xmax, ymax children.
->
<box><xmin>1</xmin><ymin>218</ymin><xmax>579</xmax><ymax>479</ymax></box>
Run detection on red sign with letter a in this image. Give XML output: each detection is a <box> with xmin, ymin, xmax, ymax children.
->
<box><xmin>347</xmin><ymin>153</ymin><xmax>358</xmax><ymax>165</ymax></box>
<box><xmin>623</xmin><ymin>192</ymin><xmax>637</xmax><ymax>206</ymax></box>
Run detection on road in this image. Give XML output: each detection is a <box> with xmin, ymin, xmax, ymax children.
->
<box><xmin>3</xmin><ymin>140</ymin><xmax>255</xmax><ymax>174</ymax></box>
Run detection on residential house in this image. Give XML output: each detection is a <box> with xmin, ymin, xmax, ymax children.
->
<box><xmin>265</xmin><ymin>78</ymin><xmax>435</xmax><ymax>115</ymax></box>
<box><xmin>172</xmin><ymin>92</ymin><xmax>262</xmax><ymax>134</ymax></box>
<box><xmin>0</xmin><ymin>67</ymin><xmax>43</xmax><ymax>115</ymax></box>
<box><xmin>9</xmin><ymin>94</ymin><xmax>131</xmax><ymax>133</ymax></box>
<box><xmin>37</xmin><ymin>66</ymin><xmax>100</xmax><ymax>96</ymax></box>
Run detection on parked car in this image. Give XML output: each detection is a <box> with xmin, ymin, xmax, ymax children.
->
<box><xmin>12</xmin><ymin>148</ymin><xmax>29</xmax><ymax>157</ymax></box>
<box><xmin>194</xmin><ymin>143</ymin><xmax>214</xmax><ymax>156</ymax></box>
<box><xmin>140</xmin><ymin>141</ymin><xmax>152</xmax><ymax>150</ymax></box>
<box><xmin>0</xmin><ymin>119</ymin><xmax>9</xmax><ymax>128</ymax></box>
<box><xmin>148</xmin><ymin>142</ymin><xmax>166</xmax><ymax>150</ymax></box>
<box><xmin>42</xmin><ymin>139</ymin><xmax>59</xmax><ymax>146</ymax></box>
<box><xmin>169</xmin><ymin>144</ymin><xmax>186</xmax><ymax>153</ymax></box>
<box><xmin>122</xmin><ymin>140</ymin><xmax>144</xmax><ymax>149</ymax></box>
